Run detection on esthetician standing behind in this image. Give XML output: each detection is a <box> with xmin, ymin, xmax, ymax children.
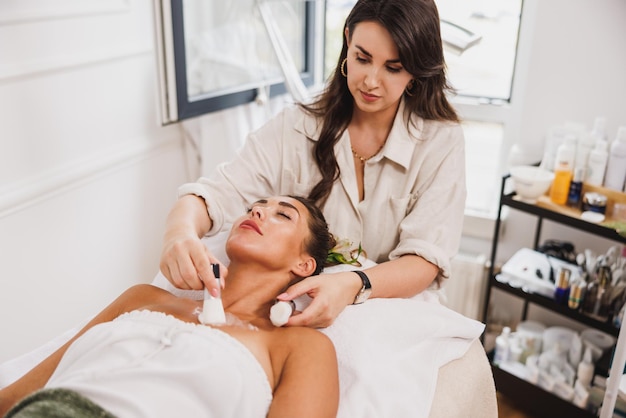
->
<box><xmin>160</xmin><ymin>0</ymin><xmax>466</xmax><ymax>328</ymax></box>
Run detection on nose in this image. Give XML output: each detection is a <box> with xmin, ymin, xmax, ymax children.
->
<box><xmin>250</xmin><ymin>206</ymin><xmax>264</xmax><ymax>220</ymax></box>
<box><xmin>364</xmin><ymin>67</ymin><xmax>380</xmax><ymax>89</ymax></box>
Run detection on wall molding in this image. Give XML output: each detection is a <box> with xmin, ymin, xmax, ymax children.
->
<box><xmin>0</xmin><ymin>0</ymin><xmax>130</xmax><ymax>25</ymax></box>
<box><xmin>0</xmin><ymin>44</ymin><xmax>153</xmax><ymax>82</ymax></box>
<box><xmin>0</xmin><ymin>137</ymin><xmax>181</xmax><ymax>219</ymax></box>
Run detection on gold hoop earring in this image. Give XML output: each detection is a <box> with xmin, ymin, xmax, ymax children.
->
<box><xmin>340</xmin><ymin>58</ymin><xmax>348</xmax><ymax>77</ymax></box>
<box><xmin>405</xmin><ymin>79</ymin><xmax>415</xmax><ymax>97</ymax></box>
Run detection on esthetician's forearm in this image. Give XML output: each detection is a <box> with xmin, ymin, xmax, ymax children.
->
<box><xmin>365</xmin><ymin>255</ymin><xmax>439</xmax><ymax>299</ymax></box>
<box><xmin>163</xmin><ymin>194</ymin><xmax>213</xmax><ymax>241</ymax></box>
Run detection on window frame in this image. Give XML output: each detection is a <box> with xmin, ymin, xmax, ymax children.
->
<box><xmin>156</xmin><ymin>0</ymin><xmax>319</xmax><ymax>124</ymax></box>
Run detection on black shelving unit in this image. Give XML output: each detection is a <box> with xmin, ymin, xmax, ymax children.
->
<box><xmin>482</xmin><ymin>174</ymin><xmax>626</xmax><ymax>418</ymax></box>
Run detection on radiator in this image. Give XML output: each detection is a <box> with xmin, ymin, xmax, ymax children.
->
<box><xmin>442</xmin><ymin>253</ymin><xmax>488</xmax><ymax>321</ymax></box>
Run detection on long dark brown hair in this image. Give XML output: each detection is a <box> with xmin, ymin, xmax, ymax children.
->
<box><xmin>300</xmin><ymin>0</ymin><xmax>459</xmax><ymax>207</ymax></box>
<box><xmin>289</xmin><ymin>196</ymin><xmax>336</xmax><ymax>276</ymax></box>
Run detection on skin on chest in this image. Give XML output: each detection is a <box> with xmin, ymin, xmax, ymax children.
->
<box><xmin>149</xmin><ymin>297</ymin><xmax>283</xmax><ymax>390</ymax></box>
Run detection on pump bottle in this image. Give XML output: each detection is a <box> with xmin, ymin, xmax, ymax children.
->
<box><xmin>604</xmin><ymin>126</ymin><xmax>626</xmax><ymax>191</ymax></box>
<box><xmin>493</xmin><ymin>326</ymin><xmax>511</xmax><ymax>365</ymax></box>
<box><xmin>576</xmin><ymin>117</ymin><xmax>605</xmax><ymax>171</ymax></box>
<box><xmin>586</xmin><ymin>139</ymin><xmax>609</xmax><ymax>186</ymax></box>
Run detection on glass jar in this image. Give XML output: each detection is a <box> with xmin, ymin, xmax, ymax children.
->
<box><xmin>581</xmin><ymin>260</ymin><xmax>613</xmax><ymax>320</ymax></box>
<box><xmin>582</xmin><ymin>192</ymin><xmax>608</xmax><ymax>214</ymax></box>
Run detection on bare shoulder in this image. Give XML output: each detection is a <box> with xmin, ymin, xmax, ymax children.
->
<box><xmin>118</xmin><ymin>284</ymin><xmax>173</xmax><ymax>303</ymax></box>
<box><xmin>277</xmin><ymin>327</ymin><xmax>336</xmax><ymax>356</ymax></box>
<box><xmin>102</xmin><ymin>284</ymin><xmax>177</xmax><ymax>319</ymax></box>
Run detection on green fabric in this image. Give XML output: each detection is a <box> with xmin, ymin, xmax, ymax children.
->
<box><xmin>5</xmin><ymin>388</ymin><xmax>116</xmax><ymax>418</ymax></box>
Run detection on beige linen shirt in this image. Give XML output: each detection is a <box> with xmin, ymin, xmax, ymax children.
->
<box><xmin>179</xmin><ymin>101</ymin><xmax>466</xmax><ymax>282</ymax></box>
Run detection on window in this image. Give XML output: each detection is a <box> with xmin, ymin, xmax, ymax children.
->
<box><xmin>324</xmin><ymin>0</ymin><xmax>523</xmax><ymax>222</ymax></box>
<box><xmin>155</xmin><ymin>0</ymin><xmax>318</xmax><ymax>123</ymax></box>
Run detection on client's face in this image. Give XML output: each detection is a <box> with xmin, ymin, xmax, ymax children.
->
<box><xmin>226</xmin><ymin>196</ymin><xmax>311</xmax><ymax>269</ymax></box>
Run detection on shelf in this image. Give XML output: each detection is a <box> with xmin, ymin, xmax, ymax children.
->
<box><xmin>502</xmin><ymin>193</ymin><xmax>626</xmax><ymax>244</ymax></box>
<box><xmin>490</xmin><ymin>276</ymin><xmax>620</xmax><ymax>337</ymax></box>
<box><xmin>492</xmin><ymin>365</ymin><xmax>596</xmax><ymax>418</ymax></box>
<box><xmin>484</xmin><ymin>174</ymin><xmax>626</xmax><ymax>418</ymax></box>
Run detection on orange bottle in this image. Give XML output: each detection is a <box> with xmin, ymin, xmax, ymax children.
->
<box><xmin>550</xmin><ymin>135</ymin><xmax>576</xmax><ymax>205</ymax></box>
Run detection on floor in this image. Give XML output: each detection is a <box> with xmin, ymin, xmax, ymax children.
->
<box><xmin>497</xmin><ymin>392</ymin><xmax>537</xmax><ymax>418</ymax></box>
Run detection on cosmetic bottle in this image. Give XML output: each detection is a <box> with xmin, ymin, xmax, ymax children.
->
<box><xmin>573</xmin><ymin>118</ymin><xmax>602</xmax><ymax>176</ymax></box>
<box><xmin>604</xmin><ymin>126</ymin><xmax>626</xmax><ymax>191</ymax></box>
<box><xmin>590</xmin><ymin>116</ymin><xmax>608</xmax><ymax>143</ymax></box>
<box><xmin>493</xmin><ymin>326</ymin><xmax>511</xmax><ymax>365</ymax></box>
<box><xmin>576</xmin><ymin>346</ymin><xmax>595</xmax><ymax>388</ymax></box>
<box><xmin>541</xmin><ymin>125</ymin><xmax>568</xmax><ymax>172</ymax></box>
<box><xmin>574</xmin><ymin>132</ymin><xmax>595</xmax><ymax>173</ymax></box>
<box><xmin>568</xmin><ymin>275</ymin><xmax>586</xmax><ymax>310</ymax></box>
<box><xmin>554</xmin><ymin>267</ymin><xmax>571</xmax><ymax>305</ymax></box>
<box><xmin>567</xmin><ymin>167</ymin><xmax>584</xmax><ymax>208</ymax></box>
<box><xmin>586</xmin><ymin>139</ymin><xmax>609</xmax><ymax>186</ymax></box>
<box><xmin>581</xmin><ymin>258</ymin><xmax>613</xmax><ymax>320</ymax></box>
<box><xmin>550</xmin><ymin>135</ymin><xmax>576</xmax><ymax>205</ymax></box>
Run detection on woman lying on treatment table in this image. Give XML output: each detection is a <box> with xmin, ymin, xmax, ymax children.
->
<box><xmin>0</xmin><ymin>196</ymin><xmax>339</xmax><ymax>418</ymax></box>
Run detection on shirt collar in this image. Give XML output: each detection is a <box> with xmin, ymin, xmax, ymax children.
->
<box><xmin>294</xmin><ymin>99</ymin><xmax>424</xmax><ymax>170</ymax></box>
<box><xmin>374</xmin><ymin>100</ymin><xmax>423</xmax><ymax>170</ymax></box>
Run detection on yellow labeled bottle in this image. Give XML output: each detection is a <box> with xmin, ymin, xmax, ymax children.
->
<box><xmin>550</xmin><ymin>135</ymin><xmax>576</xmax><ymax>205</ymax></box>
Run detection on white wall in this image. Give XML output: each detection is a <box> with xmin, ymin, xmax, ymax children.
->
<box><xmin>0</xmin><ymin>1</ymin><xmax>187</xmax><ymax>363</ymax></box>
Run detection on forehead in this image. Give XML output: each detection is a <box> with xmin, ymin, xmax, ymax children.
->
<box><xmin>254</xmin><ymin>196</ymin><xmax>307</xmax><ymax>215</ymax></box>
<box><xmin>349</xmin><ymin>21</ymin><xmax>399</xmax><ymax>58</ymax></box>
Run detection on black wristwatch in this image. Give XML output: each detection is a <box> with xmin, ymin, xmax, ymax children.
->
<box><xmin>352</xmin><ymin>270</ymin><xmax>372</xmax><ymax>304</ymax></box>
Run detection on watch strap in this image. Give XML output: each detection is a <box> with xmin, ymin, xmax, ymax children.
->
<box><xmin>352</xmin><ymin>270</ymin><xmax>372</xmax><ymax>304</ymax></box>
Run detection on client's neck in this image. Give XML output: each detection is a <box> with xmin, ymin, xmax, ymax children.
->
<box><xmin>221</xmin><ymin>263</ymin><xmax>293</xmax><ymax>325</ymax></box>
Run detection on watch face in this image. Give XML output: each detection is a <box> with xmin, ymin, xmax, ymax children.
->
<box><xmin>354</xmin><ymin>288</ymin><xmax>372</xmax><ymax>304</ymax></box>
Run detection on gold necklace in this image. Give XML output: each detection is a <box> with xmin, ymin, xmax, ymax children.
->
<box><xmin>351</xmin><ymin>142</ymin><xmax>385</xmax><ymax>163</ymax></box>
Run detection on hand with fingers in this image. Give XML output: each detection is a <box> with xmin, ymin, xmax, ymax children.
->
<box><xmin>277</xmin><ymin>271</ymin><xmax>363</xmax><ymax>328</ymax></box>
<box><xmin>160</xmin><ymin>232</ymin><xmax>227</xmax><ymax>295</ymax></box>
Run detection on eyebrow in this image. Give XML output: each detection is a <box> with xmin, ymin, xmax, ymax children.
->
<box><xmin>253</xmin><ymin>199</ymin><xmax>300</xmax><ymax>215</ymax></box>
<box><xmin>355</xmin><ymin>45</ymin><xmax>401</xmax><ymax>64</ymax></box>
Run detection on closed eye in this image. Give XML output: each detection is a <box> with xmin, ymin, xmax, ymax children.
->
<box><xmin>277</xmin><ymin>211</ymin><xmax>292</xmax><ymax>220</ymax></box>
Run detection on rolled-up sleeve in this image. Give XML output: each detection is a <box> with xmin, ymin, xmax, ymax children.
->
<box><xmin>388</xmin><ymin>123</ymin><xmax>466</xmax><ymax>283</ymax></box>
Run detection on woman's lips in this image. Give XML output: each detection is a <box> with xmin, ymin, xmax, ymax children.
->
<box><xmin>240</xmin><ymin>220</ymin><xmax>263</xmax><ymax>235</ymax></box>
<box><xmin>360</xmin><ymin>90</ymin><xmax>379</xmax><ymax>102</ymax></box>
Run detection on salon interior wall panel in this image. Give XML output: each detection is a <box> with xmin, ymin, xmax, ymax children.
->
<box><xmin>0</xmin><ymin>0</ymin><xmax>161</xmax><ymax>195</ymax></box>
<box><xmin>0</xmin><ymin>0</ymin><xmax>144</xmax><ymax>81</ymax></box>
<box><xmin>444</xmin><ymin>253</ymin><xmax>488</xmax><ymax>321</ymax></box>
<box><xmin>0</xmin><ymin>142</ymin><xmax>187</xmax><ymax>364</ymax></box>
<box><xmin>0</xmin><ymin>0</ymin><xmax>130</xmax><ymax>25</ymax></box>
<box><xmin>0</xmin><ymin>0</ymin><xmax>187</xmax><ymax>364</ymax></box>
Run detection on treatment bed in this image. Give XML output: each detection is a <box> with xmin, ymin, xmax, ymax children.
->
<box><xmin>0</xmin><ymin>236</ymin><xmax>497</xmax><ymax>417</ymax></box>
